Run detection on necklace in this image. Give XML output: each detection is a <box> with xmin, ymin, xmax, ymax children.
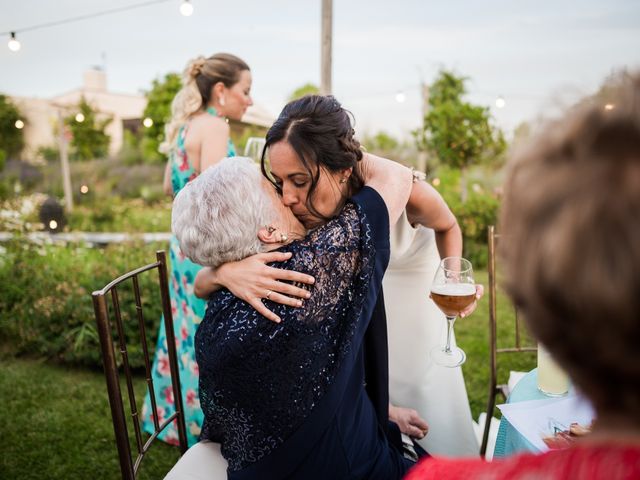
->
<box><xmin>206</xmin><ymin>106</ymin><xmax>229</xmax><ymax>124</ymax></box>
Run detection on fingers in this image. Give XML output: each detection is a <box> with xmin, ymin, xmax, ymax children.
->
<box><xmin>410</xmin><ymin>414</ymin><xmax>429</xmax><ymax>433</ymax></box>
<box><xmin>257</xmin><ymin>252</ymin><xmax>315</xmax><ymax>286</ymax></box>
<box><xmin>460</xmin><ymin>284</ymin><xmax>484</xmax><ymax>318</ymax></box>
<box><xmin>265</xmin><ymin>265</ymin><xmax>315</xmax><ymax>286</ymax></box>
<box><xmin>266</xmin><ymin>280</ymin><xmax>311</xmax><ymax>300</ymax></box>
<box><xmin>265</xmin><ymin>291</ymin><xmax>304</xmax><ymax>308</ymax></box>
<box><xmin>249</xmin><ymin>298</ymin><xmax>281</xmax><ymax>324</ymax></box>
<box><xmin>406</xmin><ymin>425</ymin><xmax>428</xmax><ymax>439</ymax></box>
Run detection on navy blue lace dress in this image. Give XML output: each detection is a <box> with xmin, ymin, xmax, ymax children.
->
<box><xmin>195</xmin><ymin>187</ymin><xmax>414</xmax><ymax>479</ymax></box>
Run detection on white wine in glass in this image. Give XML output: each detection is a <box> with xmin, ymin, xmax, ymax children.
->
<box><xmin>430</xmin><ymin>257</ymin><xmax>476</xmax><ymax>367</ymax></box>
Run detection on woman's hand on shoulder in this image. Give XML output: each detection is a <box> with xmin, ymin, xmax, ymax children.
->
<box><xmin>197</xmin><ymin>252</ymin><xmax>315</xmax><ymax>323</ymax></box>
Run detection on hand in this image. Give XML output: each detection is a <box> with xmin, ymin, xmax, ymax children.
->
<box><xmin>388</xmin><ymin>404</ymin><xmax>429</xmax><ymax>439</ymax></box>
<box><xmin>215</xmin><ymin>252</ymin><xmax>315</xmax><ymax>323</ymax></box>
<box><xmin>460</xmin><ymin>284</ymin><xmax>484</xmax><ymax>318</ymax></box>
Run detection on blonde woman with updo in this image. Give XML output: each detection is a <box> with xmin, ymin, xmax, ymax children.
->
<box><xmin>142</xmin><ymin>52</ymin><xmax>253</xmax><ymax>446</ymax></box>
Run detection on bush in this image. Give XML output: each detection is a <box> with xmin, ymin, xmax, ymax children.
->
<box><xmin>0</xmin><ymin>240</ymin><xmax>169</xmax><ymax>368</ymax></box>
<box><xmin>430</xmin><ymin>166</ymin><xmax>500</xmax><ymax>269</ymax></box>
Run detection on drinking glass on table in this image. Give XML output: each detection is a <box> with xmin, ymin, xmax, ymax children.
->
<box><xmin>430</xmin><ymin>257</ymin><xmax>476</xmax><ymax>368</ymax></box>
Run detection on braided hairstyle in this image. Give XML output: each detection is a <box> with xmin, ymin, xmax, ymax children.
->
<box><xmin>261</xmin><ymin>95</ymin><xmax>365</xmax><ymax>223</ymax></box>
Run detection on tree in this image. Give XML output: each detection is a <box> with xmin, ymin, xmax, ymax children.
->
<box><xmin>288</xmin><ymin>83</ymin><xmax>320</xmax><ymax>101</ymax></box>
<box><xmin>65</xmin><ymin>97</ymin><xmax>111</xmax><ymax>161</ymax></box>
<box><xmin>415</xmin><ymin>70</ymin><xmax>506</xmax><ymax>201</ymax></box>
<box><xmin>0</xmin><ymin>94</ymin><xmax>25</xmax><ymax>161</ymax></box>
<box><xmin>142</xmin><ymin>73</ymin><xmax>182</xmax><ymax>163</ymax></box>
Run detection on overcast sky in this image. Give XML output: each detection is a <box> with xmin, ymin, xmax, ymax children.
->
<box><xmin>1</xmin><ymin>0</ymin><xmax>639</xmax><ymax>138</ymax></box>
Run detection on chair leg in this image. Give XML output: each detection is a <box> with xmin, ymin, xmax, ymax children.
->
<box><xmin>480</xmin><ymin>389</ymin><xmax>497</xmax><ymax>458</ymax></box>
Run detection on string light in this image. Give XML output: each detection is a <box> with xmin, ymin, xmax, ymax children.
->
<box><xmin>395</xmin><ymin>91</ymin><xmax>406</xmax><ymax>103</ymax></box>
<box><xmin>75</xmin><ymin>113</ymin><xmax>85</xmax><ymax>123</ymax></box>
<box><xmin>495</xmin><ymin>96</ymin><xmax>506</xmax><ymax>109</ymax></box>
<box><xmin>2</xmin><ymin>0</ymin><xmax>175</xmax><ymax>52</ymax></box>
<box><xmin>80</xmin><ymin>185</ymin><xmax>89</xmax><ymax>194</ymax></box>
<box><xmin>49</xmin><ymin>220</ymin><xmax>58</xmax><ymax>230</ymax></box>
<box><xmin>15</xmin><ymin>119</ymin><xmax>25</xmax><ymax>129</ymax></box>
<box><xmin>143</xmin><ymin>117</ymin><xmax>154</xmax><ymax>127</ymax></box>
<box><xmin>604</xmin><ymin>103</ymin><xmax>615</xmax><ymax>111</ymax></box>
<box><xmin>180</xmin><ymin>0</ymin><xmax>194</xmax><ymax>16</ymax></box>
<box><xmin>8</xmin><ymin>32</ymin><xmax>20</xmax><ymax>52</ymax></box>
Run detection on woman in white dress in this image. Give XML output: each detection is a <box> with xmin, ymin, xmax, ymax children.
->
<box><xmin>385</xmin><ymin>210</ymin><xmax>479</xmax><ymax>456</ymax></box>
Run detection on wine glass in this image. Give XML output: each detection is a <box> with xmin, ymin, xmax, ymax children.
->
<box><xmin>243</xmin><ymin>136</ymin><xmax>266</xmax><ymax>162</ymax></box>
<box><xmin>430</xmin><ymin>257</ymin><xmax>476</xmax><ymax>368</ymax></box>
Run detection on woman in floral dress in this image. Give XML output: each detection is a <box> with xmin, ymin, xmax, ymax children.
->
<box><xmin>141</xmin><ymin>52</ymin><xmax>253</xmax><ymax>446</ymax></box>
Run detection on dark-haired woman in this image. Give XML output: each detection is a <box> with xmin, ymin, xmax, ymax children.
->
<box><xmin>194</xmin><ymin>96</ymin><xmax>479</xmax><ymax>448</ymax></box>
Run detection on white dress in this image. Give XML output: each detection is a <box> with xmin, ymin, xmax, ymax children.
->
<box><xmin>385</xmin><ymin>212</ymin><xmax>479</xmax><ymax>456</ymax></box>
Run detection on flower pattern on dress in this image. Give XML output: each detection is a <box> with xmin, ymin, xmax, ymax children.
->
<box><xmin>141</xmin><ymin>111</ymin><xmax>236</xmax><ymax>447</ymax></box>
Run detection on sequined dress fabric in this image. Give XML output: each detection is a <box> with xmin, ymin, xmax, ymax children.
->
<box><xmin>196</xmin><ymin>201</ymin><xmax>376</xmax><ymax>472</ymax></box>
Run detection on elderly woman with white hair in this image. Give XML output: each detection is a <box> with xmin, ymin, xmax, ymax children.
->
<box><xmin>171</xmin><ymin>155</ymin><xmax>424</xmax><ymax>479</ymax></box>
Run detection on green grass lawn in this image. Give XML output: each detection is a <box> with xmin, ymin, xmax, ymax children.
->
<box><xmin>0</xmin><ymin>270</ymin><xmax>536</xmax><ymax>479</ymax></box>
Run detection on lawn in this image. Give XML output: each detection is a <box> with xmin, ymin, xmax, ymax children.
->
<box><xmin>0</xmin><ymin>270</ymin><xmax>536</xmax><ymax>479</ymax></box>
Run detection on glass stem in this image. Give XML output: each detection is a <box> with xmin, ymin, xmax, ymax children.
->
<box><xmin>444</xmin><ymin>316</ymin><xmax>457</xmax><ymax>353</ymax></box>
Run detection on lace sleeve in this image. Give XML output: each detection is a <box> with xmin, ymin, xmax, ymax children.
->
<box><xmin>287</xmin><ymin>203</ymin><xmax>364</xmax><ymax>325</ymax></box>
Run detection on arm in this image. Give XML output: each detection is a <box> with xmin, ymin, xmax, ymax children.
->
<box><xmin>406</xmin><ymin>180</ymin><xmax>462</xmax><ymax>259</ymax></box>
<box><xmin>163</xmin><ymin>160</ymin><xmax>173</xmax><ymax>196</ymax></box>
<box><xmin>194</xmin><ymin>252</ymin><xmax>315</xmax><ymax>323</ymax></box>
<box><xmin>361</xmin><ymin>153</ymin><xmax>413</xmax><ymax>226</ymax></box>
<box><xmin>197</xmin><ymin>119</ymin><xmax>230</xmax><ymax>172</ymax></box>
<box><xmin>407</xmin><ymin>178</ymin><xmax>484</xmax><ymax>316</ymax></box>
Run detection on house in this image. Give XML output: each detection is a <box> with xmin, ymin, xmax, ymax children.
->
<box><xmin>11</xmin><ymin>68</ymin><xmax>273</xmax><ymax>160</ymax></box>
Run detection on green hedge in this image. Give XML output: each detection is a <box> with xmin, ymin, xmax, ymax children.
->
<box><xmin>430</xmin><ymin>166</ymin><xmax>500</xmax><ymax>269</ymax></box>
<box><xmin>0</xmin><ymin>240</ymin><xmax>168</xmax><ymax>368</ymax></box>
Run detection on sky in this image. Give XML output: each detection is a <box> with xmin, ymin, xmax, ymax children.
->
<box><xmin>1</xmin><ymin>0</ymin><xmax>639</xmax><ymax>139</ymax></box>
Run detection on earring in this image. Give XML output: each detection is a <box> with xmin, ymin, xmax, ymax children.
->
<box><xmin>280</xmin><ymin>233</ymin><xmax>288</xmax><ymax>242</ymax></box>
<box><xmin>219</xmin><ymin>95</ymin><xmax>226</xmax><ymax>106</ymax></box>
<box><xmin>267</xmin><ymin>226</ymin><xmax>276</xmax><ymax>234</ymax></box>
<box><xmin>340</xmin><ymin>177</ymin><xmax>348</xmax><ymax>184</ymax></box>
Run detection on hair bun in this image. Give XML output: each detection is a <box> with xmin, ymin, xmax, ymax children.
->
<box><xmin>185</xmin><ymin>56</ymin><xmax>207</xmax><ymax>79</ymax></box>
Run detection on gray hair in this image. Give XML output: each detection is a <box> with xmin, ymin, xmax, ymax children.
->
<box><xmin>171</xmin><ymin>156</ymin><xmax>276</xmax><ymax>267</ymax></box>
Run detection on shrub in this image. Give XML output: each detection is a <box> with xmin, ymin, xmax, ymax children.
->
<box><xmin>430</xmin><ymin>166</ymin><xmax>500</xmax><ymax>269</ymax></box>
<box><xmin>0</xmin><ymin>240</ymin><xmax>169</xmax><ymax>369</ymax></box>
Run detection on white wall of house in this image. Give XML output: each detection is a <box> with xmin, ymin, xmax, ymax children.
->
<box><xmin>11</xmin><ymin>68</ymin><xmax>273</xmax><ymax>160</ymax></box>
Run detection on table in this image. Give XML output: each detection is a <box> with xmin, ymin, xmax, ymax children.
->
<box><xmin>493</xmin><ymin>369</ymin><xmax>549</xmax><ymax>458</ymax></box>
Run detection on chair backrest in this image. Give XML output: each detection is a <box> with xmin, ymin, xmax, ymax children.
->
<box><xmin>480</xmin><ymin>226</ymin><xmax>537</xmax><ymax>457</ymax></box>
<box><xmin>92</xmin><ymin>250</ymin><xmax>188</xmax><ymax>479</ymax></box>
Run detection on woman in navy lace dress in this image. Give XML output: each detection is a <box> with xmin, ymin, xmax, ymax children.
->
<box><xmin>172</xmin><ymin>153</ymin><xmax>417</xmax><ymax>478</ymax></box>
<box><xmin>194</xmin><ymin>96</ymin><xmax>480</xmax><ymax>447</ymax></box>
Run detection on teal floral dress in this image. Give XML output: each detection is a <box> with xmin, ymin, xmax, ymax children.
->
<box><xmin>142</xmin><ymin>108</ymin><xmax>236</xmax><ymax>446</ymax></box>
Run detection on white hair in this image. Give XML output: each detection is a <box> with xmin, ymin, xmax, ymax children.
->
<box><xmin>171</xmin><ymin>157</ymin><xmax>276</xmax><ymax>267</ymax></box>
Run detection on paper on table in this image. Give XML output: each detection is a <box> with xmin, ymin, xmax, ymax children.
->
<box><xmin>497</xmin><ymin>395</ymin><xmax>595</xmax><ymax>452</ymax></box>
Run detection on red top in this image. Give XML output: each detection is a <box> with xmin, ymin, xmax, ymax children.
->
<box><xmin>404</xmin><ymin>445</ymin><xmax>640</xmax><ymax>480</ymax></box>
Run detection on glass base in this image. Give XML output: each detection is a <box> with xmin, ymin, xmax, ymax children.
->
<box><xmin>537</xmin><ymin>386</ymin><xmax>569</xmax><ymax>397</ymax></box>
<box><xmin>431</xmin><ymin>345</ymin><xmax>466</xmax><ymax>367</ymax></box>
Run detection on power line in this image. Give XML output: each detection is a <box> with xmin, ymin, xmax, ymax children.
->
<box><xmin>1</xmin><ymin>0</ymin><xmax>173</xmax><ymax>37</ymax></box>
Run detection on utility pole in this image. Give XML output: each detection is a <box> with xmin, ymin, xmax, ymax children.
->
<box><xmin>417</xmin><ymin>80</ymin><xmax>430</xmax><ymax>174</ymax></box>
<box><xmin>320</xmin><ymin>0</ymin><xmax>333</xmax><ymax>95</ymax></box>
<box><xmin>57</xmin><ymin>110</ymin><xmax>74</xmax><ymax>212</ymax></box>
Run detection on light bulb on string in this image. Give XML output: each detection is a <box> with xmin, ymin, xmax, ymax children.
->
<box><xmin>180</xmin><ymin>0</ymin><xmax>194</xmax><ymax>16</ymax></box>
<box><xmin>395</xmin><ymin>91</ymin><xmax>406</xmax><ymax>103</ymax></box>
<box><xmin>75</xmin><ymin>113</ymin><xmax>85</xmax><ymax>123</ymax></box>
<box><xmin>495</xmin><ymin>96</ymin><xmax>506</xmax><ymax>109</ymax></box>
<box><xmin>143</xmin><ymin>117</ymin><xmax>154</xmax><ymax>128</ymax></box>
<box><xmin>8</xmin><ymin>32</ymin><xmax>21</xmax><ymax>52</ymax></box>
<box><xmin>15</xmin><ymin>119</ymin><xmax>24</xmax><ymax>129</ymax></box>
<box><xmin>604</xmin><ymin>103</ymin><xmax>615</xmax><ymax>111</ymax></box>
